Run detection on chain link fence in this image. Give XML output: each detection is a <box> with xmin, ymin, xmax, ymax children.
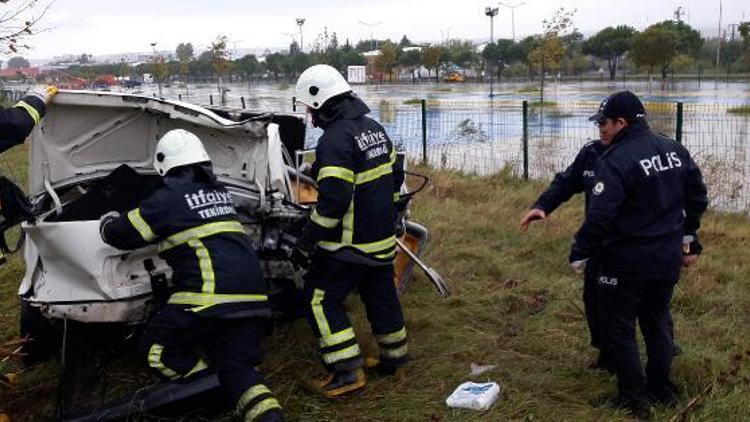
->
<box><xmin>363</xmin><ymin>98</ymin><xmax>750</xmax><ymax>214</ymax></box>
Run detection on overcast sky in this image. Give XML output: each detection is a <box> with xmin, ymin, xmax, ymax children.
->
<box><xmin>17</xmin><ymin>0</ymin><xmax>750</xmax><ymax>59</ymax></box>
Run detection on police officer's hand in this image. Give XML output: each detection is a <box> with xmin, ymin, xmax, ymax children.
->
<box><xmin>682</xmin><ymin>235</ymin><xmax>702</xmax><ymax>268</ymax></box>
<box><xmin>30</xmin><ymin>85</ymin><xmax>59</xmax><ymax>105</ymax></box>
<box><xmin>520</xmin><ymin>208</ymin><xmax>546</xmax><ymax>231</ymax></box>
<box><xmin>570</xmin><ymin>258</ymin><xmax>588</xmax><ymax>274</ymax></box>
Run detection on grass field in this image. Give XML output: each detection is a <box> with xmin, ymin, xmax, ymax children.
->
<box><xmin>1</xmin><ymin>162</ymin><xmax>749</xmax><ymax>421</ymax></box>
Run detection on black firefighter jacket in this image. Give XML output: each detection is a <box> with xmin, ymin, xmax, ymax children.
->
<box><xmin>0</xmin><ymin>94</ymin><xmax>46</xmax><ymax>153</ymax></box>
<box><xmin>100</xmin><ymin>171</ymin><xmax>270</xmax><ymax>318</ymax></box>
<box><xmin>570</xmin><ymin>120</ymin><xmax>709</xmax><ymax>280</ymax></box>
<box><xmin>302</xmin><ymin>95</ymin><xmax>405</xmax><ymax>266</ymax></box>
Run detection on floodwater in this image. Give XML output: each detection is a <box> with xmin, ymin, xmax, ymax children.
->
<box><xmin>142</xmin><ymin>80</ymin><xmax>749</xmax><ymax>212</ymax></box>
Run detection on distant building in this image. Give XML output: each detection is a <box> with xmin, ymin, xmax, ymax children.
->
<box><xmin>0</xmin><ymin>67</ymin><xmax>41</xmax><ymax>78</ymax></box>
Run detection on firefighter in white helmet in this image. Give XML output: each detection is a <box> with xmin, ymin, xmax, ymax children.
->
<box><xmin>294</xmin><ymin>65</ymin><xmax>408</xmax><ymax>397</ymax></box>
<box><xmin>100</xmin><ymin>129</ymin><xmax>284</xmax><ymax>421</ymax></box>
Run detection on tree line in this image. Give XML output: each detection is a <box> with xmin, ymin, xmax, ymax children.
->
<box><xmin>4</xmin><ymin>15</ymin><xmax>750</xmax><ymax>85</ymax></box>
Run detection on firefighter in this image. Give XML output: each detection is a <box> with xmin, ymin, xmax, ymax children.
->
<box><xmin>520</xmin><ymin>135</ymin><xmax>612</xmax><ymax>371</ymax></box>
<box><xmin>99</xmin><ymin>129</ymin><xmax>283</xmax><ymax>422</ymax></box>
<box><xmin>570</xmin><ymin>91</ymin><xmax>708</xmax><ymax>418</ymax></box>
<box><xmin>0</xmin><ymin>85</ymin><xmax>57</xmax><ymax>153</ymax></box>
<box><xmin>293</xmin><ymin>64</ymin><xmax>407</xmax><ymax>398</ymax></box>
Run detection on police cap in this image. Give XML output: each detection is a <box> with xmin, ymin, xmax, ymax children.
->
<box><xmin>589</xmin><ymin>90</ymin><xmax>647</xmax><ymax>123</ymax></box>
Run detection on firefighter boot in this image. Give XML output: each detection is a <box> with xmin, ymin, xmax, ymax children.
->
<box><xmin>316</xmin><ymin>367</ymin><xmax>366</xmax><ymax>398</ymax></box>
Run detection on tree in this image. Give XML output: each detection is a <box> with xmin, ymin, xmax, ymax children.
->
<box><xmin>210</xmin><ymin>35</ymin><xmax>232</xmax><ymax>89</ymax></box>
<box><xmin>421</xmin><ymin>45</ymin><xmax>444</xmax><ymax>81</ymax></box>
<box><xmin>7</xmin><ymin>56</ymin><xmax>29</xmax><ymax>68</ymax></box>
<box><xmin>444</xmin><ymin>39</ymin><xmax>478</xmax><ymax>77</ymax></box>
<box><xmin>583</xmin><ymin>25</ymin><xmax>636</xmax><ymax>80</ymax></box>
<box><xmin>651</xmin><ymin>20</ymin><xmax>703</xmax><ymax>58</ymax></box>
<box><xmin>333</xmin><ymin>42</ymin><xmax>366</xmax><ymax>72</ymax></box>
<box><xmin>152</xmin><ymin>56</ymin><xmax>169</xmax><ymax>86</ymax></box>
<box><xmin>264</xmin><ymin>53</ymin><xmax>288</xmax><ymax>83</ymax></box>
<box><xmin>398</xmin><ymin>48</ymin><xmax>422</xmax><ymax>82</ymax></box>
<box><xmin>398</xmin><ymin>35</ymin><xmax>413</xmax><ymax>48</ymax></box>
<box><xmin>175</xmin><ymin>42</ymin><xmax>194</xmax><ymax>80</ymax></box>
<box><xmin>739</xmin><ymin>22</ymin><xmax>750</xmax><ymax>66</ymax></box>
<box><xmin>235</xmin><ymin>54</ymin><xmax>260</xmax><ymax>82</ymax></box>
<box><xmin>375</xmin><ymin>40</ymin><xmax>398</xmax><ymax>81</ymax></box>
<box><xmin>630</xmin><ymin>26</ymin><xmax>678</xmax><ymax>79</ymax></box>
<box><xmin>0</xmin><ymin>1</ymin><xmax>51</xmax><ymax>55</ymax></box>
<box><xmin>528</xmin><ymin>7</ymin><xmax>576</xmax><ymax>102</ymax></box>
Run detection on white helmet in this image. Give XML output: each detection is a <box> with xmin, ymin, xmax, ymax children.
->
<box><xmin>153</xmin><ymin>129</ymin><xmax>211</xmax><ymax>176</ymax></box>
<box><xmin>295</xmin><ymin>64</ymin><xmax>352</xmax><ymax>110</ymax></box>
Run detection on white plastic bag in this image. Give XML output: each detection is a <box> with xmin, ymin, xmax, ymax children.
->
<box><xmin>445</xmin><ymin>381</ymin><xmax>501</xmax><ymax>411</ymax></box>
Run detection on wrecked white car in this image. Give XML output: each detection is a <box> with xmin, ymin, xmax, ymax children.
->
<box><xmin>14</xmin><ymin>91</ymin><xmax>442</xmax><ymax>418</ymax></box>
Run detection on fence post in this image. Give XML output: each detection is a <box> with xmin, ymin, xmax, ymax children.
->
<box><xmin>178</xmin><ymin>94</ymin><xmax>182</xmax><ymax>101</ymax></box>
<box><xmin>209</xmin><ymin>95</ymin><xmax>213</xmax><ymax>105</ymax></box>
<box><xmin>522</xmin><ymin>100</ymin><xmax>529</xmax><ymax>180</ymax></box>
<box><xmin>292</xmin><ymin>96</ymin><xmax>297</xmax><ymax>112</ymax></box>
<box><xmin>675</xmin><ymin>102</ymin><xmax>683</xmax><ymax>144</ymax></box>
<box><xmin>241</xmin><ymin>96</ymin><xmax>246</xmax><ymax>109</ymax></box>
<box><xmin>421</xmin><ymin>99</ymin><xmax>427</xmax><ymax>165</ymax></box>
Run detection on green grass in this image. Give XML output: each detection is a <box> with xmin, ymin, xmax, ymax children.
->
<box><xmin>727</xmin><ymin>105</ymin><xmax>750</xmax><ymax>115</ymax></box>
<box><xmin>2</xmin><ymin>165</ymin><xmax>750</xmax><ymax>421</ymax></box>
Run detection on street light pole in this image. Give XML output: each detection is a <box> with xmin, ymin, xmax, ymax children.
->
<box><xmin>359</xmin><ymin>20</ymin><xmax>383</xmax><ymax>50</ymax></box>
<box><xmin>485</xmin><ymin>6</ymin><xmax>499</xmax><ymax>97</ymax></box>
<box><xmin>498</xmin><ymin>1</ymin><xmax>526</xmax><ymax>41</ymax></box>
<box><xmin>150</xmin><ymin>42</ymin><xmax>162</xmax><ymax>98</ymax></box>
<box><xmin>296</xmin><ymin>18</ymin><xmax>305</xmax><ymax>52</ymax></box>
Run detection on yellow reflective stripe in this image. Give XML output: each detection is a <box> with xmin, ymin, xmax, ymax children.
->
<box><xmin>186</xmin><ymin>358</ymin><xmax>209</xmax><ymax>377</ymax></box>
<box><xmin>319</xmin><ymin>327</ymin><xmax>356</xmax><ymax>348</ymax></box>
<box><xmin>376</xmin><ymin>328</ymin><xmax>407</xmax><ymax>345</ymax></box>
<box><xmin>319</xmin><ymin>235</ymin><xmax>396</xmax><ymax>254</ymax></box>
<box><xmin>311</xmin><ymin>289</ymin><xmax>331</xmax><ymax>336</ymax></box>
<box><xmin>355</xmin><ymin>161</ymin><xmax>393</xmax><ymax>185</ymax></box>
<box><xmin>375</xmin><ymin>251</ymin><xmax>396</xmax><ymax>260</ymax></box>
<box><xmin>390</xmin><ymin>146</ymin><xmax>397</xmax><ymax>161</ymax></box>
<box><xmin>187</xmin><ymin>239</ymin><xmax>215</xmax><ymax>294</ymax></box>
<box><xmin>128</xmin><ymin>208</ymin><xmax>157</xmax><ymax>242</ymax></box>
<box><xmin>245</xmin><ymin>398</ymin><xmax>281</xmax><ymax>421</ymax></box>
<box><xmin>148</xmin><ymin>344</ymin><xmax>180</xmax><ymax>380</ymax></box>
<box><xmin>317</xmin><ymin>166</ymin><xmax>354</xmax><ymax>183</ymax></box>
<box><xmin>237</xmin><ymin>384</ymin><xmax>272</xmax><ymax>415</ymax></box>
<box><xmin>311</xmin><ymin>209</ymin><xmax>340</xmax><ymax>229</ymax></box>
<box><xmin>342</xmin><ymin>200</ymin><xmax>354</xmax><ymax>244</ymax></box>
<box><xmin>14</xmin><ymin>100</ymin><xmax>40</xmax><ymax>124</ymax></box>
<box><xmin>159</xmin><ymin>221</ymin><xmax>244</xmax><ymax>251</ymax></box>
<box><xmin>393</xmin><ymin>192</ymin><xmax>400</xmax><ymax>201</ymax></box>
<box><xmin>381</xmin><ymin>344</ymin><xmax>408</xmax><ymax>359</ymax></box>
<box><xmin>168</xmin><ymin>292</ymin><xmax>268</xmax><ymax>307</ymax></box>
<box><xmin>322</xmin><ymin>343</ymin><xmax>361</xmax><ymax>364</ymax></box>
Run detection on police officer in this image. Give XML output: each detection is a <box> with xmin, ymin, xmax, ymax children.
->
<box><xmin>99</xmin><ymin>129</ymin><xmax>283</xmax><ymax>422</ymax></box>
<box><xmin>520</xmin><ymin>136</ymin><xmax>611</xmax><ymax>371</ymax></box>
<box><xmin>293</xmin><ymin>64</ymin><xmax>407</xmax><ymax>398</ymax></box>
<box><xmin>0</xmin><ymin>85</ymin><xmax>57</xmax><ymax>153</ymax></box>
<box><xmin>570</xmin><ymin>91</ymin><xmax>708</xmax><ymax>418</ymax></box>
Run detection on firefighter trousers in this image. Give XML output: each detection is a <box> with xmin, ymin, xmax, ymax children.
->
<box><xmin>140</xmin><ymin>305</ymin><xmax>283</xmax><ymax>421</ymax></box>
<box><xmin>303</xmin><ymin>253</ymin><xmax>408</xmax><ymax>372</ymax></box>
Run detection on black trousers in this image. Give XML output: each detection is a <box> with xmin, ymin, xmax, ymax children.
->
<box><xmin>140</xmin><ymin>305</ymin><xmax>282</xmax><ymax>420</ymax></box>
<box><xmin>303</xmin><ymin>252</ymin><xmax>408</xmax><ymax>372</ymax></box>
<box><xmin>583</xmin><ymin>260</ymin><xmax>605</xmax><ymax>352</ymax></box>
<box><xmin>596</xmin><ymin>272</ymin><xmax>678</xmax><ymax>404</ymax></box>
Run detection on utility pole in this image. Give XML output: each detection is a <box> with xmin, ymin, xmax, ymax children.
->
<box><xmin>728</xmin><ymin>23</ymin><xmax>738</xmax><ymax>40</ymax></box>
<box><xmin>485</xmin><ymin>6</ymin><xmax>499</xmax><ymax>97</ymax></box>
<box><xmin>359</xmin><ymin>20</ymin><xmax>383</xmax><ymax>50</ymax></box>
<box><xmin>296</xmin><ymin>18</ymin><xmax>305</xmax><ymax>52</ymax></box>
<box><xmin>150</xmin><ymin>42</ymin><xmax>162</xmax><ymax>98</ymax></box>
<box><xmin>498</xmin><ymin>1</ymin><xmax>526</xmax><ymax>41</ymax></box>
<box><xmin>715</xmin><ymin>0</ymin><xmax>722</xmax><ymax>75</ymax></box>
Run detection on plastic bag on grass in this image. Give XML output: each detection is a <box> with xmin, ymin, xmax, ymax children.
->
<box><xmin>446</xmin><ymin>381</ymin><xmax>501</xmax><ymax>411</ymax></box>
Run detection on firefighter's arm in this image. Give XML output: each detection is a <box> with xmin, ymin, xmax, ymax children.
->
<box><xmin>392</xmin><ymin>147</ymin><xmax>405</xmax><ymax>202</ymax></box>
<box><xmin>299</xmin><ymin>132</ymin><xmax>355</xmax><ymax>249</ymax></box>
<box><xmin>570</xmin><ymin>159</ymin><xmax>628</xmax><ymax>264</ymax></box>
<box><xmin>99</xmin><ymin>195</ymin><xmax>166</xmax><ymax>250</ymax></box>
<box><xmin>0</xmin><ymin>87</ymin><xmax>57</xmax><ymax>153</ymax></box>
